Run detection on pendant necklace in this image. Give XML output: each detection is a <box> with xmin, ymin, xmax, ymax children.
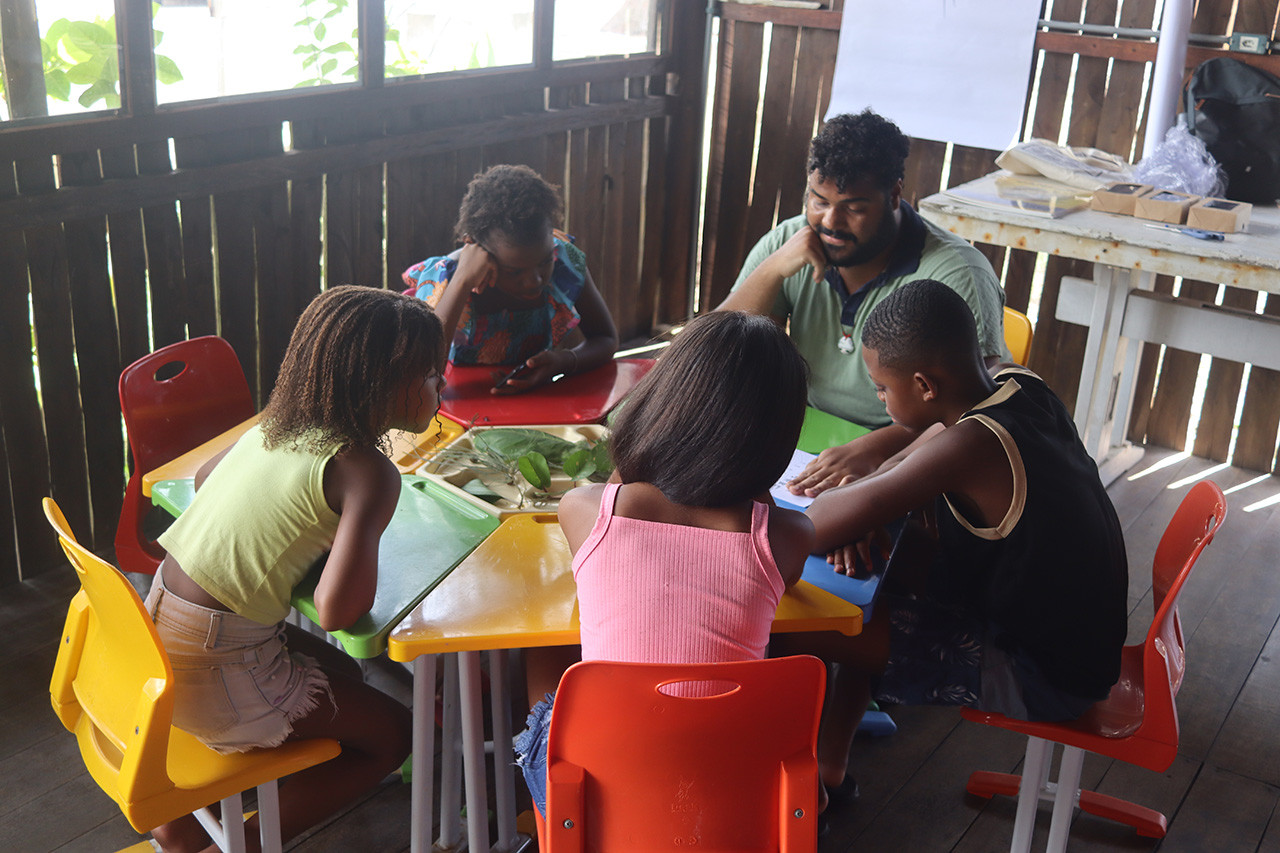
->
<box><xmin>838</xmin><ymin>330</ymin><xmax>856</xmax><ymax>354</ymax></box>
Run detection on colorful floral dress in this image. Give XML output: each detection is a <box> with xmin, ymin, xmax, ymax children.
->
<box><xmin>401</xmin><ymin>230</ymin><xmax>587</xmax><ymax>366</ymax></box>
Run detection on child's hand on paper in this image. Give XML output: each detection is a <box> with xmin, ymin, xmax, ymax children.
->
<box><xmin>788</xmin><ymin>443</ymin><xmax>879</xmax><ymax>496</ymax></box>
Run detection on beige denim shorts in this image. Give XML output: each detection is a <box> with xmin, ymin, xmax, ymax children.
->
<box><xmin>144</xmin><ymin>570</ymin><xmax>332</xmax><ymax>754</ymax></box>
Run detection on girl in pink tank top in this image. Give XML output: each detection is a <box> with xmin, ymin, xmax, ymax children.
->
<box><xmin>514</xmin><ymin>311</ymin><xmax>816</xmax><ymax>816</ymax></box>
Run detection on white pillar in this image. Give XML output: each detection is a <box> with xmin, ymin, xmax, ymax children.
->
<box><xmin>1143</xmin><ymin>0</ymin><xmax>1194</xmax><ymax>155</ymax></box>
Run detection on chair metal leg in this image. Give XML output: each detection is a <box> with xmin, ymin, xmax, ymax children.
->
<box><xmin>194</xmin><ymin>792</ymin><xmax>246</xmax><ymax>853</ymax></box>
<box><xmin>256</xmin><ymin>781</ymin><xmax>283</xmax><ymax>853</ymax></box>
<box><xmin>1045</xmin><ymin>745</ymin><xmax>1085</xmax><ymax>853</ymax></box>
<box><xmin>1010</xmin><ymin>737</ymin><xmax>1053</xmax><ymax>853</ymax></box>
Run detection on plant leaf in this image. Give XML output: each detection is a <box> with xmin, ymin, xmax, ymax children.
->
<box><xmin>518</xmin><ymin>452</ymin><xmax>552</xmax><ymax>490</ymax></box>
<box><xmin>44</xmin><ymin>69</ymin><xmax>71</xmax><ymax>101</ymax></box>
<box><xmin>562</xmin><ymin>448</ymin><xmax>596</xmax><ymax>481</ymax></box>
<box><xmin>155</xmin><ymin>55</ymin><xmax>183</xmax><ymax>84</ymax></box>
<box><xmin>472</xmin><ymin>428</ymin><xmax>576</xmax><ymax>466</ymax></box>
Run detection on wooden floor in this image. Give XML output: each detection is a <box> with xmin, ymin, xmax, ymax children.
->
<box><xmin>4</xmin><ymin>446</ymin><xmax>1280</xmax><ymax>852</ymax></box>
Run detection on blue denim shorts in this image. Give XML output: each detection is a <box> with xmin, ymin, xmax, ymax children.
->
<box><xmin>875</xmin><ymin>593</ymin><xmax>1095</xmax><ymax>722</ymax></box>
<box><xmin>144</xmin><ymin>570</ymin><xmax>333</xmax><ymax>753</ymax></box>
<box><xmin>513</xmin><ymin>692</ymin><xmax>555</xmax><ymax>816</ymax></box>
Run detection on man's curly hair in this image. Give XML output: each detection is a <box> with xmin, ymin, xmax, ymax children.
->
<box><xmin>454</xmin><ymin>164</ymin><xmax>565</xmax><ymax>246</ymax></box>
<box><xmin>807</xmin><ymin>109</ymin><xmax>911</xmax><ymax>193</ymax></box>
<box><xmin>261</xmin><ymin>285</ymin><xmax>445</xmax><ymax>453</ymax></box>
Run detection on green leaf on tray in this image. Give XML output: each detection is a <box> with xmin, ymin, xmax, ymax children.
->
<box><xmin>562</xmin><ymin>448</ymin><xmax>596</xmax><ymax>481</ymax></box>
<box><xmin>518</xmin><ymin>451</ymin><xmax>552</xmax><ymax>490</ymax></box>
<box><xmin>472</xmin><ymin>428</ymin><xmax>577</xmax><ymax>465</ymax></box>
<box><xmin>461</xmin><ymin>479</ymin><xmax>505</xmax><ymax>504</ymax></box>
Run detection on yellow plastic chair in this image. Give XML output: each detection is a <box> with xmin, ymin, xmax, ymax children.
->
<box><xmin>44</xmin><ymin>497</ymin><xmax>340</xmax><ymax>853</ymax></box>
<box><xmin>1004</xmin><ymin>306</ymin><xmax>1034</xmax><ymax>365</ymax></box>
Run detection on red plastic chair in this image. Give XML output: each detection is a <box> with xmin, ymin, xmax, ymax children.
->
<box><xmin>537</xmin><ymin>656</ymin><xmax>826</xmax><ymax>852</ymax></box>
<box><xmin>961</xmin><ymin>480</ymin><xmax>1227</xmax><ymax>852</ymax></box>
<box><xmin>116</xmin><ymin>336</ymin><xmax>254</xmax><ymax>575</ymax></box>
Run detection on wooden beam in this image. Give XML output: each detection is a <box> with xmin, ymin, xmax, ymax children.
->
<box><xmin>718</xmin><ymin>2</ymin><xmax>841</xmax><ymax>30</ymax></box>
<box><xmin>1033</xmin><ymin>30</ymin><xmax>1280</xmax><ymax>77</ymax></box>
<box><xmin>0</xmin><ymin>95</ymin><xmax>673</xmax><ymax>231</ymax></box>
<box><xmin>0</xmin><ymin>54</ymin><xmax>670</xmax><ymax>160</ymax></box>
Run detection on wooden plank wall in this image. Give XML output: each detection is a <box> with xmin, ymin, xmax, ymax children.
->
<box><xmin>0</xmin><ymin>2</ymin><xmax>708</xmax><ymax>586</ymax></box>
<box><xmin>700</xmin><ymin>0</ymin><xmax>1280</xmax><ymax>473</ymax></box>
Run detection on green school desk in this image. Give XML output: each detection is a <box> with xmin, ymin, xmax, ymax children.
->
<box><xmin>797</xmin><ymin>405</ymin><xmax>872</xmax><ymax>454</ymax></box>
<box><xmin>150</xmin><ymin>473</ymin><xmax>499</xmax><ymax>659</ymax></box>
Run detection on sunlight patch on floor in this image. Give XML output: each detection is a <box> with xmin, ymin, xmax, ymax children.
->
<box><xmin>1125</xmin><ymin>450</ymin><xmax>1191</xmax><ymax>482</ymax></box>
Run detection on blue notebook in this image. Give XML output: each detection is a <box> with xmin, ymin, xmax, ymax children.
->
<box><xmin>774</xmin><ymin>495</ymin><xmax>905</xmax><ymax>620</ymax></box>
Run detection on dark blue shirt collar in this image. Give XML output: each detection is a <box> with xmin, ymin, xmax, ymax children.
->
<box><xmin>824</xmin><ymin>200</ymin><xmax>927</xmax><ymax>326</ymax></box>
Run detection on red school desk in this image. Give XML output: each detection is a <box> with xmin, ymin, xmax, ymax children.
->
<box><xmin>438</xmin><ymin>357</ymin><xmax>653</xmax><ymax>426</ymax></box>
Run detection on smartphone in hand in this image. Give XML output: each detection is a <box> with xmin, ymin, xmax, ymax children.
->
<box><xmin>494</xmin><ymin>362</ymin><xmax>534</xmax><ymax>389</ymax></box>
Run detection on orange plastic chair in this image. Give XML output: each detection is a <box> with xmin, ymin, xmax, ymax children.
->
<box><xmin>1004</xmin><ymin>306</ymin><xmax>1034</xmax><ymax>365</ymax></box>
<box><xmin>537</xmin><ymin>656</ymin><xmax>826</xmax><ymax>852</ymax></box>
<box><xmin>116</xmin><ymin>336</ymin><xmax>254</xmax><ymax>575</ymax></box>
<box><xmin>961</xmin><ymin>480</ymin><xmax>1227</xmax><ymax>852</ymax></box>
<box><xmin>46</xmin><ymin>497</ymin><xmax>340</xmax><ymax>853</ymax></box>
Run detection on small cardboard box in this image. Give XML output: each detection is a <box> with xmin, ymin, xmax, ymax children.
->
<box><xmin>1187</xmin><ymin>197</ymin><xmax>1252</xmax><ymax>233</ymax></box>
<box><xmin>1133</xmin><ymin>189</ymin><xmax>1199</xmax><ymax>224</ymax></box>
<box><xmin>1091</xmin><ymin>182</ymin><xmax>1153</xmax><ymax>215</ymax></box>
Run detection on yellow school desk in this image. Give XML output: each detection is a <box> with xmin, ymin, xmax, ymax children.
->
<box><xmin>920</xmin><ymin>173</ymin><xmax>1280</xmax><ymax>484</ymax></box>
<box><xmin>141</xmin><ymin>413</ymin><xmax>463</xmax><ymax>496</ymax></box>
<box><xmin>388</xmin><ymin>513</ymin><xmax>863</xmax><ymax>853</ymax></box>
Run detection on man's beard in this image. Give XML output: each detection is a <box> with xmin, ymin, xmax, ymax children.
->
<box><xmin>818</xmin><ymin>202</ymin><xmax>899</xmax><ymax>268</ymax></box>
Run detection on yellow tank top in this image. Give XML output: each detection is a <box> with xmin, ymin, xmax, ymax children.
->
<box><xmin>158</xmin><ymin>424</ymin><xmax>344</xmax><ymax>625</ymax></box>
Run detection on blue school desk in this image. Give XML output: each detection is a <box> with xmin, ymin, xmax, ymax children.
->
<box><xmin>785</xmin><ymin>407</ymin><xmax>897</xmax><ymax>740</ymax></box>
<box><xmin>438</xmin><ymin>357</ymin><xmax>653</xmax><ymax>426</ymax></box>
<box><xmin>151</xmin><ymin>473</ymin><xmax>499</xmax><ymax>659</ymax></box>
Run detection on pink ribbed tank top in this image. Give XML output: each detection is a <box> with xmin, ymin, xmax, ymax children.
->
<box><xmin>573</xmin><ymin>482</ymin><xmax>786</xmax><ymax>663</ymax></box>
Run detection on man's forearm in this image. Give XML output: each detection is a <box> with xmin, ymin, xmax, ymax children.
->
<box><xmin>714</xmin><ymin>263</ymin><xmax>785</xmax><ymax>315</ymax></box>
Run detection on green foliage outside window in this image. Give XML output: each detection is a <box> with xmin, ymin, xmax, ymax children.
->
<box><xmin>0</xmin><ymin>5</ymin><xmax>182</xmax><ymax>114</ymax></box>
<box><xmin>293</xmin><ymin>0</ymin><xmax>496</xmax><ymax>88</ymax></box>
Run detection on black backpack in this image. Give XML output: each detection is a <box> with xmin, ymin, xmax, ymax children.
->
<box><xmin>1184</xmin><ymin>57</ymin><xmax>1280</xmax><ymax>204</ymax></box>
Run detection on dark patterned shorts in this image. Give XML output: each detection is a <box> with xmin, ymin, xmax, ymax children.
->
<box><xmin>872</xmin><ymin>593</ymin><xmax>1098</xmax><ymax>722</ymax></box>
<box><xmin>874</xmin><ymin>593</ymin><xmax>986</xmax><ymax>710</ymax></box>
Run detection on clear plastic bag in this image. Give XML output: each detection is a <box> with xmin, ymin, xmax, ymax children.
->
<box><xmin>995</xmin><ymin>139</ymin><xmax>1132</xmax><ymax>190</ymax></box>
<box><xmin>1132</xmin><ymin>124</ymin><xmax>1227</xmax><ymax>197</ymax></box>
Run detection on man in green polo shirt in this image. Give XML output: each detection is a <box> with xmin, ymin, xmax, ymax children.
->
<box><xmin>718</xmin><ymin>109</ymin><xmax>1007</xmax><ymax>495</ymax></box>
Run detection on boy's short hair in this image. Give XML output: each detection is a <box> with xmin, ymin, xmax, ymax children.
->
<box><xmin>862</xmin><ymin>279</ymin><xmax>980</xmax><ymax>371</ymax></box>
<box><xmin>808</xmin><ymin>110</ymin><xmax>911</xmax><ymax>194</ymax></box>
<box><xmin>610</xmin><ymin>311</ymin><xmax>809</xmax><ymax>507</ymax></box>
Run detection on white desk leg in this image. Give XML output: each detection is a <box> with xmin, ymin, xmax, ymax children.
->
<box><xmin>1075</xmin><ymin>265</ymin><xmax>1132</xmax><ymax>457</ymax></box>
<box><xmin>439</xmin><ymin>654</ymin><xmax>464</xmax><ymax>850</ymax></box>
<box><xmin>488</xmin><ymin>649</ymin><xmax>520</xmax><ymax>851</ymax></box>
<box><xmin>1072</xmin><ymin>269</ymin><xmax>1113</xmax><ymax>445</ymax></box>
<box><xmin>1084</xmin><ymin>266</ymin><xmax>1132</xmax><ymax>460</ymax></box>
<box><xmin>410</xmin><ymin>655</ymin><xmax>437</xmax><ymax>853</ymax></box>
<box><xmin>460</xmin><ymin>650</ymin><xmax>492</xmax><ymax>851</ymax></box>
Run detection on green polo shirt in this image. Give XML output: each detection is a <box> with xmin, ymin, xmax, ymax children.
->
<box><xmin>732</xmin><ymin>205</ymin><xmax>1007</xmax><ymax>428</ymax></box>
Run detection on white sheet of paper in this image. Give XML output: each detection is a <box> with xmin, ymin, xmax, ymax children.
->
<box><xmin>825</xmin><ymin>0</ymin><xmax>1042</xmax><ymax>151</ymax></box>
<box><xmin>770</xmin><ymin>449</ymin><xmax>817</xmax><ymax>508</ymax></box>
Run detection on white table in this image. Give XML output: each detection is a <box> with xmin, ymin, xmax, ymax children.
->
<box><xmin>920</xmin><ymin>173</ymin><xmax>1280</xmax><ymax>484</ymax></box>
